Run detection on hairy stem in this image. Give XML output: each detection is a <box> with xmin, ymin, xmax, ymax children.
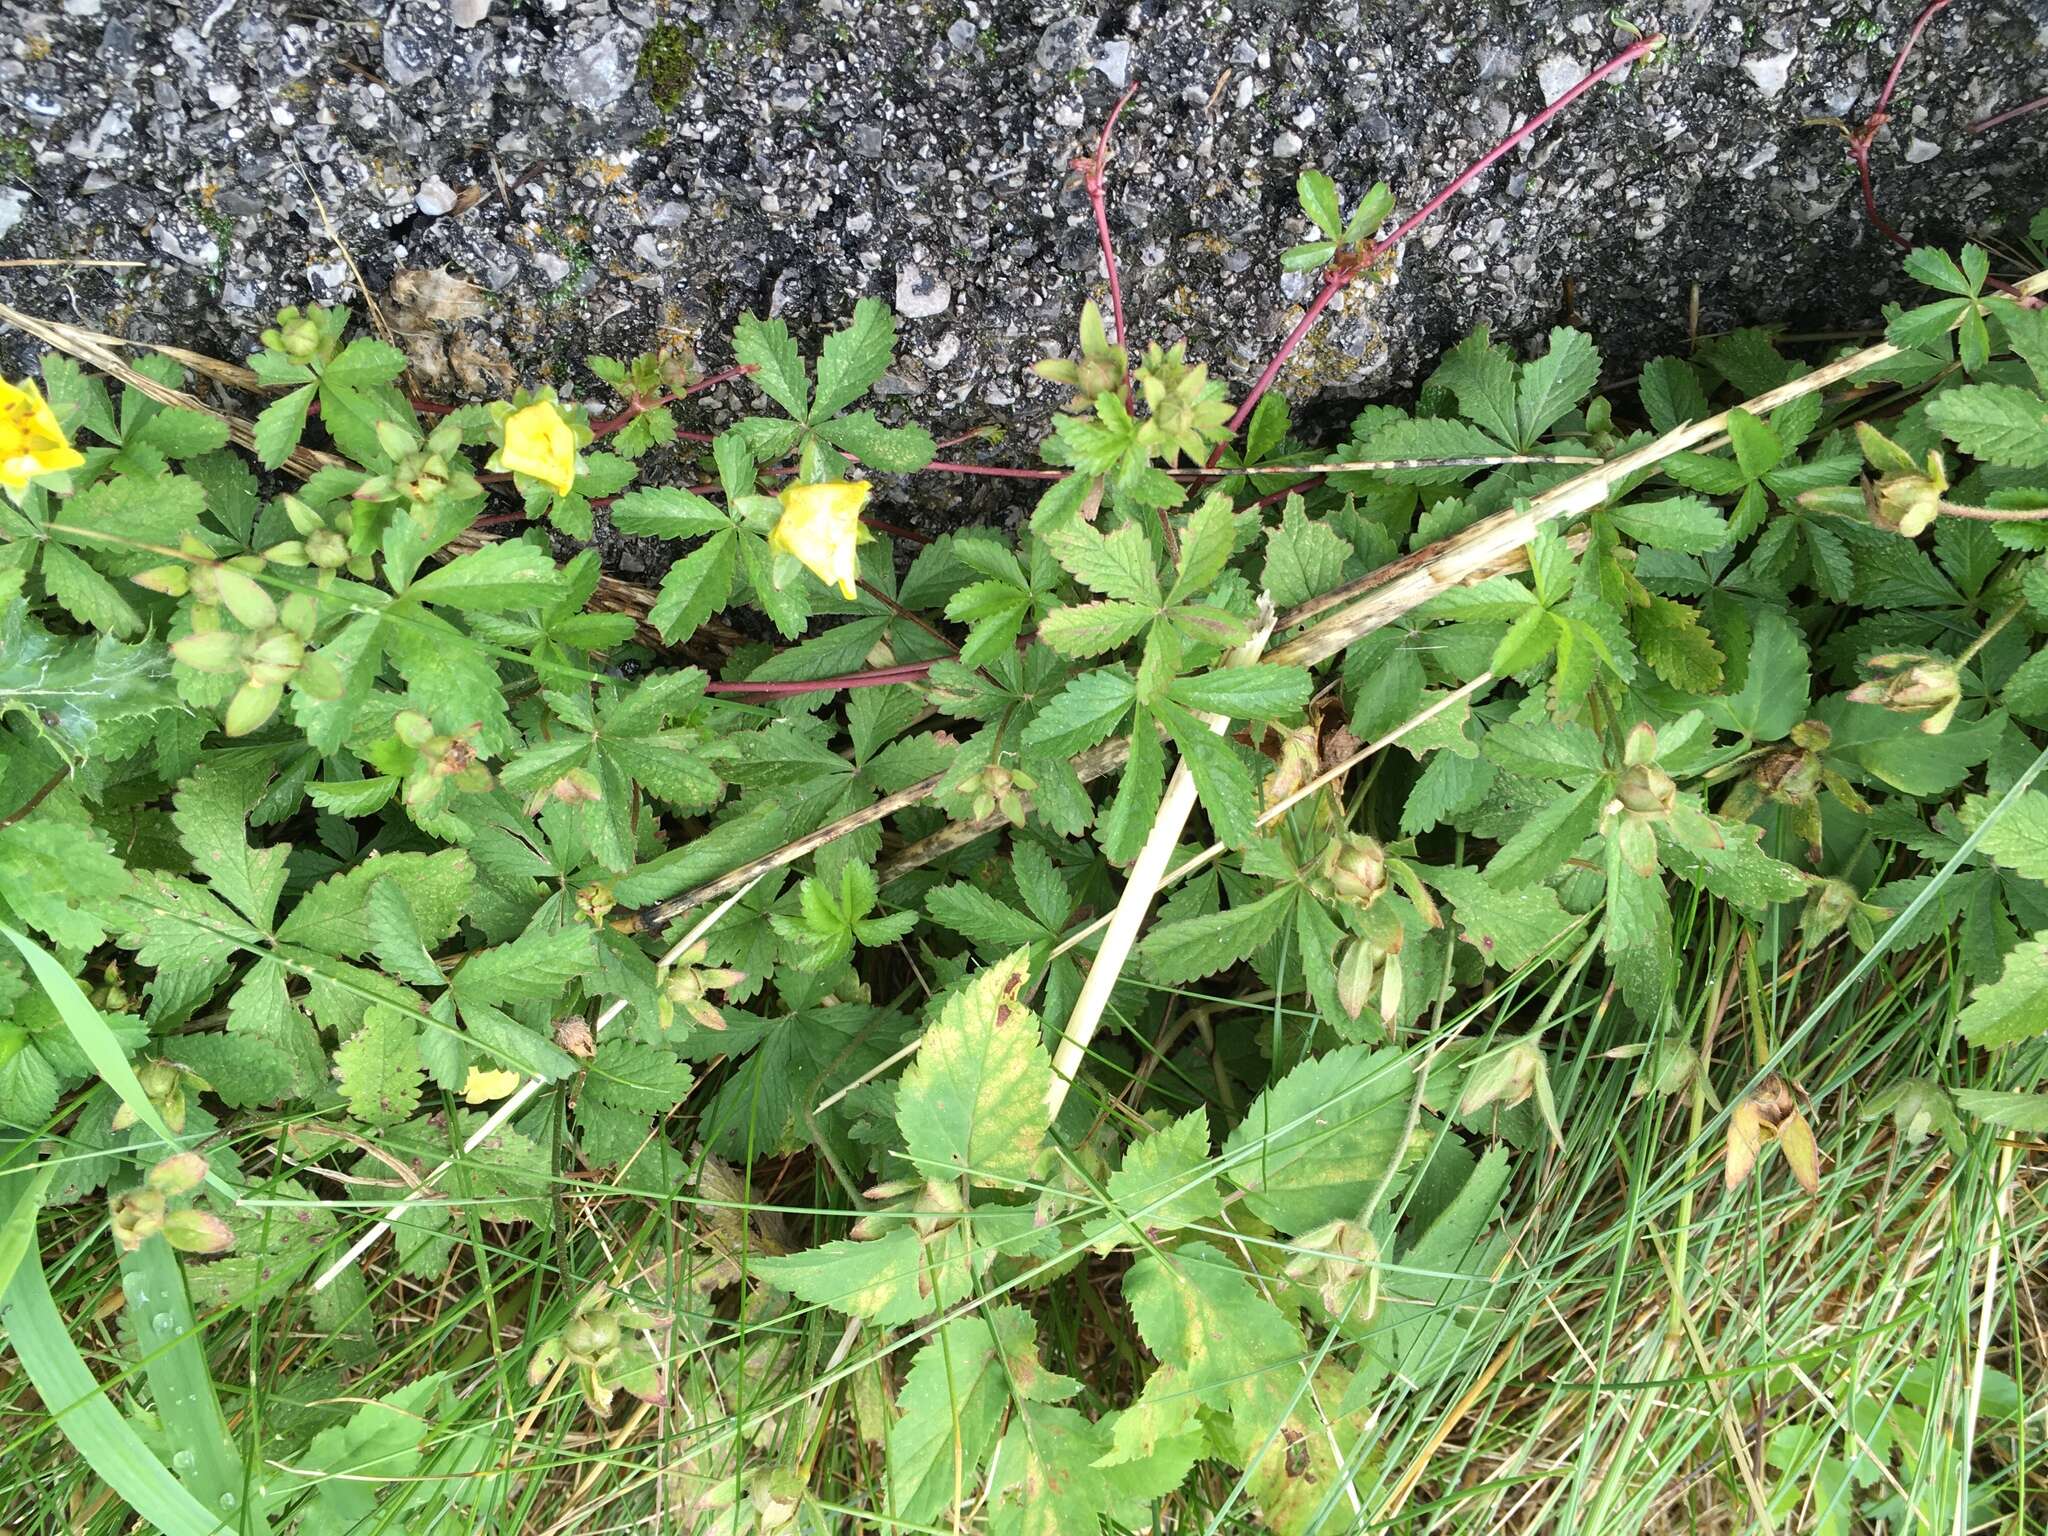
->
<box><xmin>1222</xmin><ymin>32</ymin><xmax>1663</xmax><ymax>442</ymax></box>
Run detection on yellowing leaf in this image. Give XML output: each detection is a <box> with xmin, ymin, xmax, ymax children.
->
<box><xmin>896</xmin><ymin>949</ymin><xmax>1053</xmax><ymax>1186</ymax></box>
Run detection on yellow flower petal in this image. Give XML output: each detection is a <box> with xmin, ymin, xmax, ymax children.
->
<box><xmin>462</xmin><ymin>1066</ymin><xmax>524</xmax><ymax>1105</ymax></box>
<box><xmin>0</xmin><ymin>376</ymin><xmax>85</xmax><ymax>501</ymax></box>
<box><xmin>769</xmin><ymin>480</ymin><xmax>870</xmax><ymax>600</ymax></box>
<box><xmin>500</xmin><ymin>400</ymin><xmax>577</xmax><ymax>497</ymax></box>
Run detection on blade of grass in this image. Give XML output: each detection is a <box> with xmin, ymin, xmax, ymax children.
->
<box><xmin>0</xmin><ymin>1152</ymin><xmax>55</xmax><ymax>1301</ymax></box>
<box><xmin>118</xmin><ymin>1231</ymin><xmax>272</xmax><ymax>1533</ymax></box>
<box><xmin>0</xmin><ymin>923</ymin><xmax>223</xmax><ymax>1189</ymax></box>
<box><xmin>0</xmin><ymin>1165</ymin><xmax>229</xmax><ymax>1536</ymax></box>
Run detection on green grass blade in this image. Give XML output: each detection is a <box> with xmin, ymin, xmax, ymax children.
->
<box><xmin>118</xmin><ymin>1233</ymin><xmax>273</xmax><ymax>1535</ymax></box>
<box><xmin>0</xmin><ymin>1152</ymin><xmax>56</xmax><ymax>1300</ymax></box>
<box><xmin>0</xmin><ymin>1166</ymin><xmax>228</xmax><ymax>1536</ymax></box>
<box><xmin>0</xmin><ymin>922</ymin><xmax>230</xmax><ymax>1196</ymax></box>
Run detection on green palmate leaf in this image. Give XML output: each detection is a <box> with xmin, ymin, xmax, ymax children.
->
<box><xmin>0</xmin><ymin>599</ymin><xmax>177</xmax><ymax>758</ymax></box>
<box><xmin>1355</xmin><ymin>415</ymin><xmax>1512</xmax><ymax>481</ymax></box>
<box><xmin>278</xmin><ymin>849</ymin><xmax>473</xmax><ymax>958</ymax></box>
<box><xmin>1957</xmin><ymin>935</ymin><xmax>2048</xmax><ymax>1047</ymax></box>
<box><xmin>406</xmin><ymin>541</ymin><xmax>564</xmax><ymax>612</ymax></box>
<box><xmin>1604</xmin><ymin>841</ymin><xmax>1675</xmax><ymax>1022</ymax></box>
<box><xmin>0</xmin><ymin>805</ymin><xmax>129</xmax><ymax>950</ymax></box>
<box><xmin>945</xmin><ymin>578</ymin><xmax>1031</xmax><ymax>667</ymax></box>
<box><xmin>1429</xmin><ymin>328</ymin><xmax>1519</xmax><ymax>446</ymax></box>
<box><xmin>1607</xmin><ymin>497</ymin><xmax>1731</xmax><ymax>554</ymax></box>
<box><xmin>1085</xmin><ymin>1108</ymin><xmax>1224</xmax><ymax>1251</ymax></box>
<box><xmin>41</xmin><ymin>541</ymin><xmax>141</xmax><ymax>636</ymax></box>
<box><xmin>886</xmin><ymin>1308</ymin><xmax>1041</xmax><ymax>1524</ymax></box>
<box><xmin>1158</xmin><ymin>697</ymin><xmax>1261</xmax><ymax>848</ymax></box>
<box><xmin>1296</xmin><ymin>169</ymin><xmax>1343</xmax><ymax>239</ymax></box>
<box><xmin>451</xmin><ymin>925</ymin><xmax>596</xmax><ymax>1009</ymax></box>
<box><xmin>1485</xmin><ymin>782</ymin><xmax>1603</xmax><ymax>888</ymax></box>
<box><xmin>582</xmin><ymin>1037</ymin><xmax>693</xmax><ymax>1113</ymax></box>
<box><xmin>1280</xmin><ymin>240</ymin><xmax>1337</xmax><ymax>273</ymax></box>
<box><xmin>1047</xmin><ymin>520</ymin><xmax>1160</xmax><ymax>603</ymax></box>
<box><xmin>646</xmin><ymin>529</ymin><xmax>737</xmax><ymax>646</ymax></box>
<box><xmin>1816</xmin><ymin>698</ymin><xmax>1999</xmax><ymax>797</ymax></box>
<box><xmin>1165</xmin><ymin>663</ymin><xmax>1310</xmax><ymax>720</ymax></box>
<box><xmin>1038</xmin><ymin>599</ymin><xmax>1155</xmax><ymax>658</ymax></box>
<box><xmin>812</xmin><ymin>296</ymin><xmax>897</xmax><ymax>420</ymax></box>
<box><xmin>989</xmin><ymin>1403</ymin><xmax>1116</xmax><ymax>1536</ymax></box>
<box><xmin>1139</xmin><ymin>885</ymin><xmax>1292</xmax><ymax>985</ymax></box>
<box><xmin>1976</xmin><ymin>792</ymin><xmax>2048</xmax><ymax>882</ymax></box>
<box><xmin>1515</xmin><ymin>327</ymin><xmax>1601</xmax><ymax>446</ymax></box>
<box><xmin>1659</xmin><ymin>820</ymin><xmax>1806</xmax><ymax>913</ymax></box>
<box><xmin>171</xmin><ymin>762</ymin><xmax>290</xmax><ymax>930</ymax></box>
<box><xmin>733</xmin><ymin>311</ymin><xmax>809</xmax><ymax>419</ymax></box>
<box><xmin>1723</xmin><ymin>407</ymin><xmax>1783</xmax><ymax>479</ymax></box>
<box><xmin>1635</xmin><ymin>594</ymin><xmax>1725</xmax><ymax>692</ymax></box>
<box><xmin>751</xmin><ymin>1224</ymin><xmax>932</xmax><ymax>1325</ymax></box>
<box><xmin>1428</xmin><ymin>866</ymin><xmax>1577</xmax><ymax>972</ymax></box>
<box><xmin>814</xmin><ymin>410</ymin><xmax>937</xmax><ymax>472</ymax></box>
<box><xmin>1123</xmin><ymin>1240</ymin><xmax>1303</xmax><ymax>1425</ymax></box>
<box><xmin>1262</xmin><ymin>497</ymin><xmax>1349</xmax><ymax>610</ymax></box>
<box><xmin>1924</xmin><ymin>382</ymin><xmax>2048</xmax><ymax>468</ymax></box>
<box><xmin>281</xmin><ymin>1372</ymin><xmax>448</xmax><ymax>1527</ymax></box>
<box><xmin>1952</xmin><ymin>1088</ymin><xmax>2048</xmax><ymax>1133</ymax></box>
<box><xmin>896</xmin><ymin>950</ymin><xmax>1053</xmax><ymax>1186</ymax></box>
<box><xmin>1707</xmin><ymin>605</ymin><xmax>1809</xmax><ymax>741</ymax></box>
<box><xmin>925</xmin><ymin>883</ymin><xmax>1049</xmax><ymax>950</ymax></box>
<box><xmin>253</xmin><ymin>382</ymin><xmax>316</xmax><ymax>469</ymax></box>
<box><xmin>1638</xmin><ymin>355</ymin><xmax>1709</xmax><ymax>433</ymax></box>
<box><xmin>1168</xmin><ymin>491</ymin><xmax>1237</xmax><ymax>603</ymax></box>
<box><xmin>332</xmin><ymin>1004</ymin><xmax>424</xmax><ymax>1125</ymax></box>
<box><xmin>1220</xmin><ymin>1044</ymin><xmax>1413</xmax><ymax>1232</ymax></box>
<box><xmin>608</xmin><ymin>485</ymin><xmax>731</xmax><ymax>538</ymax></box>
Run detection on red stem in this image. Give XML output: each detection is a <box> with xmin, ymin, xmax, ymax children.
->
<box><xmin>1218</xmin><ymin>33</ymin><xmax>1663</xmax><ymax>449</ymax></box>
<box><xmin>1844</xmin><ymin>0</ymin><xmax>1953</xmax><ymax>252</ymax></box>
<box><xmin>1971</xmin><ymin>94</ymin><xmax>2048</xmax><ymax>134</ymax></box>
<box><xmin>705</xmin><ymin>660</ymin><xmax>935</xmax><ymax>697</ymax></box>
<box><xmin>1873</xmin><ymin>0</ymin><xmax>1950</xmax><ymax>122</ymax></box>
<box><xmin>1081</xmin><ymin>82</ymin><xmax>1142</xmax><ymax>392</ymax></box>
<box><xmin>588</xmin><ymin>363</ymin><xmax>759</xmax><ymax>437</ymax></box>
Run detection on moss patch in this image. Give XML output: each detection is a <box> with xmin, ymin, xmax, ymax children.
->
<box><xmin>638</xmin><ymin>21</ymin><xmax>703</xmax><ymax>112</ymax></box>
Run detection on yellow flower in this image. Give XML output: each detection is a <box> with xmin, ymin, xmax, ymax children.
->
<box><xmin>500</xmin><ymin>400</ymin><xmax>577</xmax><ymax>496</ymax></box>
<box><xmin>462</xmin><ymin>1066</ymin><xmax>524</xmax><ymax>1105</ymax></box>
<box><xmin>0</xmin><ymin>376</ymin><xmax>85</xmax><ymax>501</ymax></box>
<box><xmin>769</xmin><ymin>480</ymin><xmax>871</xmax><ymax>599</ymax></box>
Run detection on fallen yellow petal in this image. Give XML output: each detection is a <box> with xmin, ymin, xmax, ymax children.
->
<box><xmin>463</xmin><ymin>1066</ymin><xmax>524</xmax><ymax>1105</ymax></box>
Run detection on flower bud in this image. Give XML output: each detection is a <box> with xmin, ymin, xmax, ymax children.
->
<box><xmin>1458</xmin><ymin>1037</ymin><xmax>1546</xmax><ymax>1118</ymax></box>
<box><xmin>563</xmin><ymin>1311</ymin><xmax>622</xmax><ymax>1362</ymax></box>
<box><xmin>146</xmin><ymin>1152</ymin><xmax>209</xmax><ymax>1197</ymax></box>
<box><xmin>162</xmin><ymin>1208</ymin><xmax>236</xmax><ymax>1254</ymax></box>
<box><xmin>1800</xmin><ymin>878</ymin><xmax>1861</xmax><ymax>946</ymax></box>
<box><xmin>577</xmin><ymin>882</ymin><xmax>615</xmax><ymax>924</ymax></box>
<box><xmin>110</xmin><ymin>1189</ymin><xmax>166</xmax><ymax>1251</ymax></box>
<box><xmin>1847</xmin><ymin>653</ymin><xmax>1962</xmax><ymax>734</ymax></box>
<box><xmin>1322</xmin><ymin>834</ymin><xmax>1387</xmax><ymax>907</ymax></box>
<box><xmin>1283</xmin><ymin>1218</ymin><xmax>1381</xmax><ymax>1320</ymax></box>
<box><xmin>1725</xmin><ymin>1075</ymin><xmax>1819</xmax><ymax>1194</ymax></box>
<box><xmin>1615</xmin><ymin>761</ymin><xmax>1677</xmax><ymax>817</ymax></box>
